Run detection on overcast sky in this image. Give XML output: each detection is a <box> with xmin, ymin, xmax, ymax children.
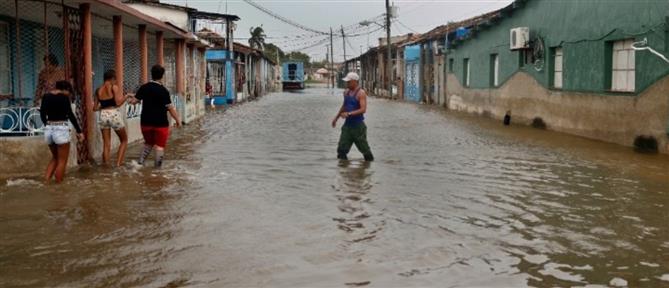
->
<box><xmin>164</xmin><ymin>0</ymin><xmax>514</xmax><ymax>61</ymax></box>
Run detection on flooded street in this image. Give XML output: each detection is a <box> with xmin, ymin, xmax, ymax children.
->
<box><xmin>2</xmin><ymin>87</ymin><xmax>669</xmax><ymax>287</ymax></box>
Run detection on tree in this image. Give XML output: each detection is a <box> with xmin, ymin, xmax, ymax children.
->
<box><xmin>249</xmin><ymin>26</ymin><xmax>266</xmax><ymax>50</ymax></box>
<box><xmin>264</xmin><ymin>43</ymin><xmax>285</xmax><ymax>63</ymax></box>
<box><xmin>310</xmin><ymin>60</ymin><xmax>328</xmax><ymax>69</ymax></box>
<box><xmin>282</xmin><ymin>51</ymin><xmax>310</xmax><ymax>64</ymax></box>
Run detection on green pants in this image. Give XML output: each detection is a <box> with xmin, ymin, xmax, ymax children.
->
<box><xmin>337</xmin><ymin>123</ymin><xmax>374</xmax><ymax>161</ymax></box>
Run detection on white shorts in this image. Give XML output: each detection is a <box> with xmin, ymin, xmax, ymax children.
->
<box><xmin>99</xmin><ymin>108</ymin><xmax>125</xmax><ymax>130</ymax></box>
<box><xmin>44</xmin><ymin>124</ymin><xmax>71</xmax><ymax>145</ymax></box>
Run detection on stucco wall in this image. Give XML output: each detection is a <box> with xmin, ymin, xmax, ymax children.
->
<box><xmin>125</xmin><ymin>4</ymin><xmax>189</xmax><ymax>32</ymax></box>
<box><xmin>0</xmin><ymin>113</ymin><xmax>144</xmax><ymax>179</ymax></box>
<box><xmin>447</xmin><ymin>71</ymin><xmax>669</xmax><ymax>153</ymax></box>
<box><xmin>447</xmin><ymin>0</ymin><xmax>669</xmax><ymax>94</ymax></box>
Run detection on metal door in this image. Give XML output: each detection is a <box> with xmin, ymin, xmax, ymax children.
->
<box><xmin>404</xmin><ymin>45</ymin><xmax>421</xmax><ymax>103</ymax></box>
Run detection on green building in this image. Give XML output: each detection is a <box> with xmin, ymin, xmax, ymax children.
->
<box><xmin>445</xmin><ymin>0</ymin><xmax>669</xmax><ymax>153</ymax></box>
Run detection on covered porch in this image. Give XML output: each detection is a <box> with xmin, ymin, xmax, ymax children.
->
<box><xmin>0</xmin><ymin>0</ymin><xmax>195</xmax><ymax>177</ymax></box>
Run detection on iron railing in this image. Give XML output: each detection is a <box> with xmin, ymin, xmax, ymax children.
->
<box><xmin>125</xmin><ymin>103</ymin><xmax>141</xmax><ymax>119</ymax></box>
<box><xmin>0</xmin><ymin>104</ymin><xmax>44</xmax><ymax>136</ymax></box>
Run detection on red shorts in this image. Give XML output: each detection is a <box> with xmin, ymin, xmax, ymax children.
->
<box><xmin>141</xmin><ymin>126</ymin><xmax>170</xmax><ymax>148</ymax></box>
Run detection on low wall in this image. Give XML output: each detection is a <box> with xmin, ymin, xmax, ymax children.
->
<box><xmin>0</xmin><ymin>112</ymin><xmax>144</xmax><ymax>179</ymax></box>
<box><xmin>0</xmin><ymin>136</ymin><xmax>60</xmax><ymax>179</ymax></box>
<box><xmin>446</xmin><ymin>72</ymin><xmax>669</xmax><ymax>153</ymax></box>
<box><xmin>87</xmin><ymin>116</ymin><xmax>143</xmax><ymax>163</ymax></box>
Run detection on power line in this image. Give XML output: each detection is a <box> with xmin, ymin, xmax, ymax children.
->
<box><xmin>397</xmin><ymin>20</ymin><xmax>418</xmax><ymax>33</ymax></box>
<box><xmin>345</xmin><ymin>35</ymin><xmax>356</xmax><ymax>56</ymax></box>
<box><xmin>293</xmin><ymin>37</ymin><xmax>331</xmax><ymax>52</ymax></box>
<box><xmin>241</xmin><ymin>0</ymin><xmax>329</xmax><ymax>35</ymax></box>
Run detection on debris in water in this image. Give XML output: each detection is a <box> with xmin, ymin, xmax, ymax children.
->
<box><xmin>345</xmin><ymin>281</ymin><xmax>370</xmax><ymax>286</ymax></box>
<box><xmin>609</xmin><ymin>277</ymin><xmax>628</xmax><ymax>287</ymax></box>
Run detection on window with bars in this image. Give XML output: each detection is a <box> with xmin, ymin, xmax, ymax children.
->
<box><xmin>553</xmin><ymin>47</ymin><xmax>563</xmax><ymax>89</ymax></box>
<box><xmin>611</xmin><ymin>39</ymin><xmax>635</xmax><ymax>92</ymax></box>
<box><xmin>0</xmin><ymin>21</ymin><xmax>10</xmax><ymax>95</ymax></box>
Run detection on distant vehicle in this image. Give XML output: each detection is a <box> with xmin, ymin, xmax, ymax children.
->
<box><xmin>282</xmin><ymin>61</ymin><xmax>305</xmax><ymax>90</ymax></box>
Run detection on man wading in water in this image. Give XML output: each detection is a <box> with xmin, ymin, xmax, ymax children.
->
<box><xmin>331</xmin><ymin>72</ymin><xmax>374</xmax><ymax>161</ymax></box>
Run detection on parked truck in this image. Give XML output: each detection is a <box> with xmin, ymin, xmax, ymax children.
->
<box><xmin>282</xmin><ymin>61</ymin><xmax>305</xmax><ymax>90</ymax></box>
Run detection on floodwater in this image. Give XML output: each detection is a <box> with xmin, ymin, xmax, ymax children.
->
<box><xmin>1</xmin><ymin>87</ymin><xmax>669</xmax><ymax>288</ymax></box>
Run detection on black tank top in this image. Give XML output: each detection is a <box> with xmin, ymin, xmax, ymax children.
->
<box><xmin>99</xmin><ymin>98</ymin><xmax>116</xmax><ymax>108</ymax></box>
<box><xmin>98</xmin><ymin>84</ymin><xmax>118</xmax><ymax>108</ymax></box>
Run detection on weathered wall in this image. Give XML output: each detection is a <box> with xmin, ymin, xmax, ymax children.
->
<box><xmin>0</xmin><ymin>114</ymin><xmax>144</xmax><ymax>179</ymax></box>
<box><xmin>447</xmin><ymin>0</ymin><xmax>669</xmax><ymax>94</ymax></box>
<box><xmin>1</xmin><ymin>136</ymin><xmax>62</xmax><ymax>179</ymax></box>
<box><xmin>125</xmin><ymin>4</ymin><xmax>190</xmax><ymax>32</ymax></box>
<box><xmin>447</xmin><ymin>72</ymin><xmax>669</xmax><ymax>153</ymax></box>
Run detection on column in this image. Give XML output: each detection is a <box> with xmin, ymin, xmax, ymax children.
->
<box><xmin>81</xmin><ymin>3</ymin><xmax>93</xmax><ymax>152</ymax></box>
<box><xmin>139</xmin><ymin>24</ymin><xmax>148</xmax><ymax>83</ymax></box>
<box><xmin>188</xmin><ymin>43</ymin><xmax>194</xmax><ymax>94</ymax></box>
<box><xmin>198</xmin><ymin>47</ymin><xmax>206</xmax><ymax>92</ymax></box>
<box><xmin>227</xmin><ymin>18</ymin><xmax>235</xmax><ymax>102</ymax></box>
<box><xmin>113</xmin><ymin>16</ymin><xmax>123</xmax><ymax>91</ymax></box>
<box><xmin>175</xmin><ymin>39</ymin><xmax>185</xmax><ymax>95</ymax></box>
<box><xmin>62</xmin><ymin>4</ymin><xmax>71</xmax><ymax>80</ymax></box>
<box><xmin>156</xmin><ymin>31</ymin><xmax>164</xmax><ymax>66</ymax></box>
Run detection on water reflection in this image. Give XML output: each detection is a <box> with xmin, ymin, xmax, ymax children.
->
<box><xmin>333</xmin><ymin>161</ymin><xmax>378</xmax><ymax>240</ymax></box>
<box><xmin>0</xmin><ymin>142</ymin><xmax>193</xmax><ymax>287</ymax></box>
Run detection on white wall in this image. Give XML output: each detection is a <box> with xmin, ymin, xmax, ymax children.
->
<box><xmin>126</xmin><ymin>4</ymin><xmax>190</xmax><ymax>32</ymax></box>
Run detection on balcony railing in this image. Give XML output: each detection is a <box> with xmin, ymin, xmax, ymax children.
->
<box><xmin>126</xmin><ymin>103</ymin><xmax>142</xmax><ymax>119</ymax></box>
<box><xmin>0</xmin><ymin>105</ymin><xmax>44</xmax><ymax>136</ymax></box>
<box><xmin>0</xmin><ymin>101</ymin><xmax>142</xmax><ymax>137</ymax></box>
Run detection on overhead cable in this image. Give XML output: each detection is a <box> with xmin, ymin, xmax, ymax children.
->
<box><xmin>241</xmin><ymin>0</ymin><xmax>329</xmax><ymax>35</ymax></box>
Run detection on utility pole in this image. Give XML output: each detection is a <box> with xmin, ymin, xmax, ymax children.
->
<box><xmin>325</xmin><ymin>45</ymin><xmax>330</xmax><ymax>88</ymax></box>
<box><xmin>385</xmin><ymin>0</ymin><xmax>392</xmax><ymax>99</ymax></box>
<box><xmin>330</xmin><ymin>27</ymin><xmax>334</xmax><ymax>89</ymax></box>
<box><xmin>341</xmin><ymin>25</ymin><xmax>347</xmax><ymax>74</ymax></box>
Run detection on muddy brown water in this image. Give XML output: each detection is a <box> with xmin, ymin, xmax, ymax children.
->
<box><xmin>1</xmin><ymin>87</ymin><xmax>669</xmax><ymax>287</ymax></box>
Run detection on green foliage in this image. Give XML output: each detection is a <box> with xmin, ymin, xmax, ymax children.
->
<box><xmin>249</xmin><ymin>26</ymin><xmax>266</xmax><ymax>50</ymax></box>
<box><xmin>310</xmin><ymin>60</ymin><xmax>329</xmax><ymax>69</ymax></box>
<box><xmin>264</xmin><ymin>43</ymin><xmax>285</xmax><ymax>63</ymax></box>
<box><xmin>282</xmin><ymin>51</ymin><xmax>310</xmax><ymax>64</ymax></box>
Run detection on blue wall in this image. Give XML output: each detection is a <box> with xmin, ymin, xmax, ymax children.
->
<box><xmin>205</xmin><ymin>49</ymin><xmax>234</xmax><ymax>102</ymax></box>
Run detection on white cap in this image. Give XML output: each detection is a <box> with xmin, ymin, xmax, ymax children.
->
<box><xmin>342</xmin><ymin>72</ymin><xmax>360</xmax><ymax>82</ymax></box>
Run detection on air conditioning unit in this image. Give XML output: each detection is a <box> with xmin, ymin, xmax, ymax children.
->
<box><xmin>510</xmin><ymin>27</ymin><xmax>530</xmax><ymax>50</ymax></box>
